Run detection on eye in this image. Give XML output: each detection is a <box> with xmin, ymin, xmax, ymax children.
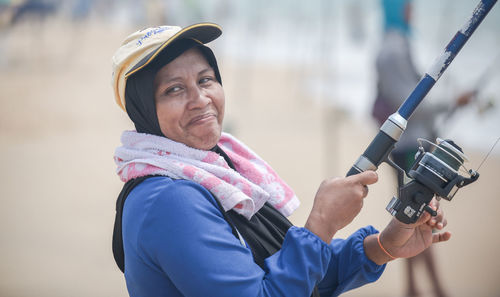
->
<box><xmin>199</xmin><ymin>76</ymin><xmax>214</xmax><ymax>85</ymax></box>
<box><xmin>165</xmin><ymin>85</ymin><xmax>183</xmax><ymax>95</ymax></box>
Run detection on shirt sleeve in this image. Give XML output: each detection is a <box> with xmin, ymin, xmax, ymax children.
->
<box><xmin>136</xmin><ymin>180</ymin><xmax>333</xmax><ymax>297</ymax></box>
<box><xmin>317</xmin><ymin>226</ymin><xmax>386</xmax><ymax>297</ymax></box>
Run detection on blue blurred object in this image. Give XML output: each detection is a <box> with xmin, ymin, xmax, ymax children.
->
<box><xmin>381</xmin><ymin>0</ymin><xmax>412</xmax><ymax>34</ymax></box>
<box><xmin>9</xmin><ymin>0</ymin><xmax>58</xmax><ymax>25</ymax></box>
<box><xmin>71</xmin><ymin>0</ymin><xmax>93</xmax><ymax>21</ymax></box>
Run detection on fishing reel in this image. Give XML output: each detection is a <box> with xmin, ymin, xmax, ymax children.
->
<box><xmin>386</xmin><ymin>138</ymin><xmax>479</xmax><ymax>224</ymax></box>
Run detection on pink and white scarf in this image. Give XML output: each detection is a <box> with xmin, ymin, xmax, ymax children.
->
<box><xmin>114</xmin><ymin>131</ymin><xmax>300</xmax><ymax>219</ymax></box>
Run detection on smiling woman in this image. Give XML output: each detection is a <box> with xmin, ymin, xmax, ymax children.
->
<box><xmin>154</xmin><ymin>47</ymin><xmax>225</xmax><ymax>150</ymax></box>
<box><xmin>110</xmin><ymin>23</ymin><xmax>451</xmax><ymax>297</ymax></box>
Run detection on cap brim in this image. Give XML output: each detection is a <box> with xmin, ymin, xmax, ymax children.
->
<box><xmin>125</xmin><ymin>23</ymin><xmax>222</xmax><ymax>78</ymax></box>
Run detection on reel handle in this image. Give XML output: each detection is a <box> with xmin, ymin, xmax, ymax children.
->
<box><xmin>423</xmin><ymin>205</ymin><xmax>437</xmax><ymax>217</ymax></box>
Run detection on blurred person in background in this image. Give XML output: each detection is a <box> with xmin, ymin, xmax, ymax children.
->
<box><xmin>0</xmin><ymin>0</ymin><xmax>57</xmax><ymax>66</ymax></box>
<box><xmin>0</xmin><ymin>0</ymin><xmax>11</xmax><ymax>66</ymax></box>
<box><xmin>372</xmin><ymin>0</ymin><xmax>473</xmax><ymax>296</ymax></box>
<box><xmin>111</xmin><ymin>23</ymin><xmax>451</xmax><ymax>297</ymax></box>
<box><xmin>3</xmin><ymin>0</ymin><xmax>57</xmax><ymax>25</ymax></box>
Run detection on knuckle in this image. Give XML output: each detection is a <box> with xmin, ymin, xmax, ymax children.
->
<box><xmin>354</xmin><ymin>187</ymin><xmax>365</xmax><ymax>199</ymax></box>
<box><xmin>330</xmin><ymin>177</ymin><xmax>344</xmax><ymax>187</ymax></box>
<box><xmin>358</xmin><ymin>188</ymin><xmax>365</xmax><ymax>197</ymax></box>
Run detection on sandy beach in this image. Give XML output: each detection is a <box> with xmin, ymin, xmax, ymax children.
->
<box><xmin>0</xmin><ymin>18</ymin><xmax>499</xmax><ymax>297</ymax></box>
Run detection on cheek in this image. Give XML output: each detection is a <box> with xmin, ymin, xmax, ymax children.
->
<box><xmin>156</xmin><ymin>101</ymin><xmax>183</xmax><ymax>135</ymax></box>
<box><xmin>213</xmin><ymin>87</ymin><xmax>225</xmax><ymax>121</ymax></box>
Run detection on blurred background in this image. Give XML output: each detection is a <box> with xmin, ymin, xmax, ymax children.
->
<box><xmin>0</xmin><ymin>0</ymin><xmax>499</xmax><ymax>296</ymax></box>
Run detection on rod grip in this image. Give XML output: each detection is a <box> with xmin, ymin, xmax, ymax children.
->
<box><xmin>346</xmin><ymin>166</ymin><xmax>362</xmax><ymax>177</ymax></box>
<box><xmin>346</xmin><ymin>130</ymin><xmax>397</xmax><ymax>176</ymax></box>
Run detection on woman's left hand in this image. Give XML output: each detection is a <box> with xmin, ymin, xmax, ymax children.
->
<box><xmin>378</xmin><ymin>198</ymin><xmax>451</xmax><ymax>259</ymax></box>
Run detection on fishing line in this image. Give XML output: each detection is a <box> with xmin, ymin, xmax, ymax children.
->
<box><xmin>422</xmin><ymin>136</ymin><xmax>500</xmax><ymax>176</ymax></box>
<box><xmin>475</xmin><ymin>136</ymin><xmax>500</xmax><ymax>172</ymax></box>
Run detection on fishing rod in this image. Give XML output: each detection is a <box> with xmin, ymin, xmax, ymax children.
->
<box><xmin>346</xmin><ymin>0</ymin><xmax>497</xmax><ymax>224</ymax></box>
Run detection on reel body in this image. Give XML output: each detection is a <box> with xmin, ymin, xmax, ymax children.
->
<box><xmin>386</xmin><ymin>138</ymin><xmax>479</xmax><ymax>224</ymax></box>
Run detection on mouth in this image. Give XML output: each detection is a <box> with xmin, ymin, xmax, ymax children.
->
<box><xmin>188</xmin><ymin>112</ymin><xmax>217</xmax><ymax>126</ymax></box>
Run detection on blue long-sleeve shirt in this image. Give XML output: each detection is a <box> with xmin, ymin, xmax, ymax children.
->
<box><xmin>122</xmin><ymin>176</ymin><xmax>385</xmax><ymax>297</ymax></box>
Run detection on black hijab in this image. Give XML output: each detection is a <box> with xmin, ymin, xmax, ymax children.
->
<box><xmin>124</xmin><ymin>38</ymin><xmax>222</xmax><ymax>136</ymax></box>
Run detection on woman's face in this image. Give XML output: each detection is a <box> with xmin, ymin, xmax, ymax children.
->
<box><xmin>154</xmin><ymin>47</ymin><xmax>225</xmax><ymax>150</ymax></box>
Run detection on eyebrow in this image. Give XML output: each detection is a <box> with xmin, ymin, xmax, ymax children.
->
<box><xmin>156</xmin><ymin>67</ymin><xmax>214</xmax><ymax>86</ymax></box>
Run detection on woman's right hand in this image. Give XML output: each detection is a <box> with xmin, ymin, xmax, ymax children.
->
<box><xmin>304</xmin><ymin>171</ymin><xmax>378</xmax><ymax>243</ymax></box>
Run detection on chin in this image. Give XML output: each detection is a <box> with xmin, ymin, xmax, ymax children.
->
<box><xmin>191</xmin><ymin>129</ymin><xmax>222</xmax><ymax>150</ymax></box>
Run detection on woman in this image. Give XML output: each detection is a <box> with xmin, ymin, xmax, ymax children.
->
<box><xmin>111</xmin><ymin>23</ymin><xmax>450</xmax><ymax>297</ymax></box>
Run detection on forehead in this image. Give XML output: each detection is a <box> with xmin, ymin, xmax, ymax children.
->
<box><xmin>156</xmin><ymin>47</ymin><xmax>210</xmax><ymax>77</ymax></box>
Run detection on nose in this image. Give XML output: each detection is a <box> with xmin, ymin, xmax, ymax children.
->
<box><xmin>187</xmin><ymin>85</ymin><xmax>211</xmax><ymax>109</ymax></box>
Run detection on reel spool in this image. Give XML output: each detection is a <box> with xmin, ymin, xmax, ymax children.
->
<box><xmin>386</xmin><ymin>138</ymin><xmax>479</xmax><ymax>224</ymax></box>
<box><xmin>409</xmin><ymin>138</ymin><xmax>478</xmax><ymax>201</ymax></box>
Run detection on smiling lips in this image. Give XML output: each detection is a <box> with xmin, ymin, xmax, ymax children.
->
<box><xmin>188</xmin><ymin>111</ymin><xmax>217</xmax><ymax>126</ymax></box>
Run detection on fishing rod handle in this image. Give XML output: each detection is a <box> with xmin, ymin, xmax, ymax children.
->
<box><xmin>347</xmin><ymin>114</ymin><xmax>407</xmax><ymax>176</ymax></box>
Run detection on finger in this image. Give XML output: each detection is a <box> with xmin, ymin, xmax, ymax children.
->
<box><xmin>429</xmin><ymin>198</ymin><xmax>440</xmax><ymax>209</ymax></box>
<box><xmin>428</xmin><ymin>205</ymin><xmax>443</xmax><ymax>226</ymax></box>
<box><xmin>415</xmin><ymin>210</ymin><xmax>431</xmax><ymax>226</ymax></box>
<box><xmin>432</xmin><ymin>231</ymin><xmax>452</xmax><ymax>243</ymax></box>
<box><xmin>429</xmin><ymin>203</ymin><xmax>448</xmax><ymax>229</ymax></box>
<box><xmin>429</xmin><ymin>198</ymin><xmax>442</xmax><ymax>213</ymax></box>
<box><xmin>435</xmin><ymin>217</ymin><xmax>447</xmax><ymax>230</ymax></box>
<box><xmin>348</xmin><ymin>170</ymin><xmax>378</xmax><ymax>186</ymax></box>
<box><xmin>362</xmin><ymin>185</ymin><xmax>369</xmax><ymax>198</ymax></box>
